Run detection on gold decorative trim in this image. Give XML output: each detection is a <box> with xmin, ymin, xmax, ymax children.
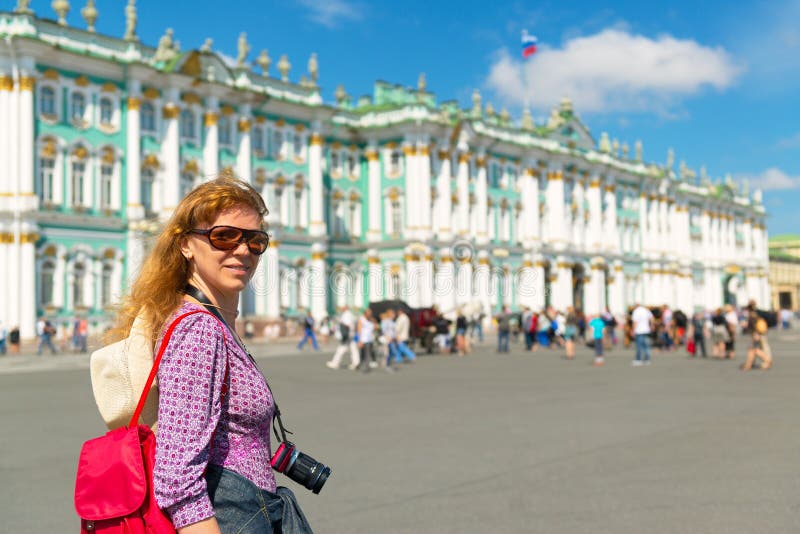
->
<box><xmin>220</xmin><ymin>105</ymin><xmax>235</xmax><ymax>116</ymax></box>
<box><xmin>294</xmin><ymin>123</ymin><xmax>306</xmax><ymax>132</ymax></box>
<box><xmin>20</xmin><ymin>233</ymin><xmax>40</xmax><ymax>244</ymax></box>
<box><xmin>254</xmin><ymin>116</ymin><xmax>267</xmax><ymax>124</ymax></box>
<box><xmin>478</xmin><ymin>258</ymin><xmax>490</xmax><ymax>265</ymax></box>
<box><xmin>143</xmin><ymin>87</ymin><xmax>161</xmax><ymax>99</ymax></box>
<box><xmin>364</xmin><ymin>149</ymin><xmax>378</xmax><ymax>161</ymax></box>
<box><xmin>418</xmin><ymin>146</ymin><xmax>430</xmax><ymax>157</ymax></box>
<box><xmin>367</xmin><ymin>257</ymin><xmax>381</xmax><ymax>264</ymax></box>
<box><xmin>437</xmin><ymin>149</ymin><xmax>450</xmax><ymax>160</ymax></box>
<box><xmin>101</xmin><ymin>147</ymin><xmax>115</xmax><ymax>165</ymax></box>
<box><xmin>182</xmin><ymin>159</ymin><xmax>199</xmax><ymax>174</ymax></box>
<box><xmin>75</xmin><ymin>75</ymin><xmax>90</xmax><ymax>87</ymax></box>
<box><xmin>439</xmin><ymin>256</ymin><xmax>453</xmax><ymax>263</ymax></box>
<box><xmin>142</xmin><ymin>153</ymin><xmax>161</xmax><ymax>169</ymax></box>
<box><xmin>604</xmin><ymin>185</ymin><xmax>615</xmax><ymax>192</ymax></box>
<box><xmin>204</xmin><ymin>112</ymin><xmax>218</xmax><ymax>127</ymax></box>
<box><xmin>476</xmin><ymin>157</ymin><xmax>486</xmax><ymax>168</ymax></box>
<box><xmin>181</xmin><ymin>92</ymin><xmax>202</xmax><ymax>105</ymax></box>
<box><xmin>19</xmin><ymin>76</ymin><xmax>36</xmax><ymax>91</ymax></box>
<box><xmin>127</xmin><ymin>97</ymin><xmax>141</xmax><ymax>110</ymax></box>
<box><xmin>72</xmin><ymin>146</ymin><xmax>89</xmax><ymax>160</ymax></box>
<box><xmin>275</xmin><ymin>118</ymin><xmax>286</xmax><ymax>127</ymax></box>
<box><xmin>40</xmin><ymin>138</ymin><xmax>57</xmax><ymax>158</ymax></box>
<box><xmin>458</xmin><ymin>153</ymin><xmax>471</xmax><ymax>164</ymax></box>
<box><xmin>311</xmin><ymin>252</ymin><xmax>326</xmax><ymax>260</ymax></box>
<box><xmin>43</xmin><ymin>69</ymin><xmax>60</xmax><ymax>80</ymax></box>
<box><xmin>237</xmin><ymin>118</ymin><xmax>251</xmax><ymax>132</ymax></box>
<box><xmin>101</xmin><ymin>82</ymin><xmax>117</xmax><ymax>93</ymax></box>
<box><xmin>402</xmin><ymin>145</ymin><xmax>417</xmax><ymax>156</ymax></box>
<box><xmin>268</xmin><ymin>240</ymin><xmax>280</xmax><ymax>248</ymax></box>
<box><xmin>162</xmin><ymin>104</ymin><xmax>179</xmax><ymax>119</ymax></box>
<box><xmin>310</xmin><ymin>133</ymin><xmax>324</xmax><ymax>146</ymax></box>
<box><xmin>0</xmin><ymin>76</ymin><xmax>14</xmax><ymax>91</ymax></box>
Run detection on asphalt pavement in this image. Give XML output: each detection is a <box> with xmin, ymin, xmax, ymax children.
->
<box><xmin>1</xmin><ymin>330</ymin><xmax>798</xmax><ymax>533</ymax></box>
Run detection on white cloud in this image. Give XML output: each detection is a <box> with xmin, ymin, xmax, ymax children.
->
<box><xmin>485</xmin><ymin>28</ymin><xmax>743</xmax><ymax>114</ymax></box>
<box><xmin>297</xmin><ymin>0</ymin><xmax>362</xmax><ymax>28</ymax></box>
<box><xmin>748</xmin><ymin>168</ymin><xmax>800</xmax><ymax>191</ymax></box>
<box><xmin>777</xmin><ymin>132</ymin><xmax>800</xmax><ymax>149</ymax></box>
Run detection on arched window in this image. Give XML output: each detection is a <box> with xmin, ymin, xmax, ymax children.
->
<box><xmin>179</xmin><ymin>172</ymin><xmax>195</xmax><ymax>199</ymax></box>
<box><xmin>180</xmin><ymin>109</ymin><xmax>195</xmax><ymax>139</ymax></box>
<box><xmin>101</xmin><ymin>263</ymin><xmax>114</xmax><ymax>308</ymax></box>
<box><xmin>100</xmin><ymin>162</ymin><xmax>114</xmax><ymax>210</ymax></box>
<box><xmin>141</xmin><ymin>102</ymin><xmax>156</xmax><ymax>133</ymax></box>
<box><xmin>252</xmin><ymin>126</ymin><xmax>264</xmax><ymax>152</ymax></box>
<box><xmin>71</xmin><ymin>160</ymin><xmax>86</xmax><ymax>207</ymax></box>
<box><xmin>330</xmin><ymin>151</ymin><xmax>339</xmax><ymax>174</ymax></box>
<box><xmin>40</xmin><ymin>86</ymin><xmax>56</xmax><ymax>116</ymax></box>
<box><xmin>39</xmin><ymin>259</ymin><xmax>56</xmax><ymax>307</ymax></box>
<box><xmin>347</xmin><ymin>154</ymin><xmax>357</xmax><ymax>176</ymax></box>
<box><xmin>38</xmin><ymin>156</ymin><xmax>56</xmax><ymax>204</ymax></box>
<box><xmin>293</xmin><ymin>134</ymin><xmax>304</xmax><ymax>159</ymax></box>
<box><xmin>272</xmin><ymin>130</ymin><xmax>283</xmax><ymax>159</ymax></box>
<box><xmin>71</xmin><ymin>92</ymin><xmax>86</xmax><ymax>122</ymax></box>
<box><xmin>141</xmin><ymin>168</ymin><xmax>155</xmax><ymax>217</ymax></box>
<box><xmin>389</xmin><ymin>151</ymin><xmax>400</xmax><ymax>175</ymax></box>
<box><xmin>99</xmin><ymin>97</ymin><xmax>114</xmax><ymax>124</ymax></box>
<box><xmin>218</xmin><ymin>115</ymin><xmax>232</xmax><ymax>146</ymax></box>
<box><xmin>72</xmin><ymin>261</ymin><xmax>86</xmax><ymax>308</ymax></box>
<box><xmin>391</xmin><ymin>199</ymin><xmax>402</xmax><ymax>236</ymax></box>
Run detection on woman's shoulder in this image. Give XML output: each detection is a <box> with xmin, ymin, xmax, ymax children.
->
<box><xmin>165</xmin><ymin>302</ymin><xmax>225</xmax><ymax>338</ymax></box>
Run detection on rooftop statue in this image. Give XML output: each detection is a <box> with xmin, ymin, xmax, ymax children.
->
<box><xmin>15</xmin><ymin>0</ymin><xmax>33</xmax><ymax>14</ymax></box>
<box><xmin>236</xmin><ymin>32</ymin><xmax>250</xmax><ymax>69</ymax></box>
<box><xmin>124</xmin><ymin>0</ymin><xmax>137</xmax><ymax>42</ymax></box>
<box><xmin>200</xmin><ymin>38</ymin><xmax>213</xmax><ymax>53</ymax></box>
<box><xmin>80</xmin><ymin>0</ymin><xmax>98</xmax><ymax>33</ymax></box>
<box><xmin>256</xmin><ymin>49</ymin><xmax>271</xmax><ymax>75</ymax></box>
<box><xmin>52</xmin><ymin>0</ymin><xmax>69</xmax><ymax>26</ymax></box>
<box><xmin>153</xmin><ymin>28</ymin><xmax>179</xmax><ymax>63</ymax></box>
<box><xmin>308</xmin><ymin>53</ymin><xmax>318</xmax><ymax>84</ymax></box>
<box><xmin>634</xmin><ymin>140</ymin><xmax>642</xmax><ymax>162</ymax></box>
<box><xmin>278</xmin><ymin>54</ymin><xmax>291</xmax><ymax>82</ymax></box>
<box><xmin>666</xmin><ymin>147</ymin><xmax>675</xmax><ymax>169</ymax></box>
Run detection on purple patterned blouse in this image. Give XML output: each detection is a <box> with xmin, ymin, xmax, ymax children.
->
<box><xmin>153</xmin><ymin>302</ymin><xmax>276</xmax><ymax>529</ymax></box>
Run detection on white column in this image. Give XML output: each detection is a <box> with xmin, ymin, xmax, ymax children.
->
<box><xmin>603</xmin><ymin>182</ymin><xmax>619</xmax><ymax>253</ymax></box>
<box><xmin>517</xmin><ymin>255</ymin><xmax>534</xmax><ymax>310</ymax></box>
<box><xmin>609</xmin><ymin>261</ymin><xmax>625</xmax><ymax>316</ymax></box>
<box><xmin>456</xmin><ymin>260</ymin><xmax>473</xmax><ymax>308</ymax></box>
<box><xmin>236</xmin><ymin>105</ymin><xmax>252</xmax><ymax>184</ymax></box>
<box><xmin>0</xmin><ymin>226</ymin><xmax>8</xmax><ymax>326</ymax></box>
<box><xmin>404</xmin><ymin>251</ymin><xmax>419</xmax><ymax>308</ymax></box>
<box><xmin>367</xmin><ymin>251</ymin><xmax>382</xmax><ymax>302</ymax></box>
<box><xmin>160</xmin><ymin>90</ymin><xmax>180</xmax><ymax>219</ymax></box>
<box><xmin>520</xmin><ymin>168</ymin><xmax>540</xmax><ymax>247</ymax></box>
<box><xmin>437</xmin><ymin>249</ymin><xmax>456</xmax><ymax>314</ymax></box>
<box><xmin>0</xmin><ymin>73</ymin><xmax>11</xmax><ymax>209</ymax></box>
<box><xmin>586</xmin><ymin>259</ymin><xmax>607</xmax><ymax>316</ymax></box>
<box><xmin>310</xmin><ymin>243</ymin><xmax>327</xmax><ymax>320</ymax></box>
<box><xmin>402</xmin><ymin>143</ymin><xmax>418</xmax><ymax>239</ymax></box>
<box><xmin>532</xmin><ymin>255</ymin><xmax>546</xmax><ymax>311</ymax></box>
<box><xmin>552</xmin><ymin>256</ymin><xmax>573</xmax><ymax>311</ymax></box>
<box><xmin>638</xmin><ymin>193</ymin><xmax>650</xmax><ymax>256</ymax></box>
<box><xmin>265</xmin><ymin>241</ymin><xmax>280</xmax><ymax>318</ymax></box>
<box><xmin>571</xmin><ymin>178</ymin><xmax>585</xmax><ymax>250</ymax></box>
<box><xmin>435</xmin><ymin>149</ymin><xmax>453</xmax><ymax>241</ymax></box>
<box><xmin>546</xmin><ymin>168</ymin><xmax>567</xmax><ymax>250</ymax></box>
<box><xmin>18</xmin><ymin>73</ymin><xmax>35</xmax><ymax>200</ymax></box>
<box><xmin>455</xmin><ymin>152</ymin><xmax>470</xmax><ymax>236</ymax></box>
<box><xmin>475</xmin><ymin>155</ymin><xmax>489</xmax><ymax>245</ymax></box>
<box><xmin>474</xmin><ymin>252</ymin><xmax>492</xmax><ymax>316</ymax></box>
<box><xmin>420</xmin><ymin>253</ymin><xmax>433</xmax><ymax>307</ymax></box>
<box><xmin>203</xmin><ymin>97</ymin><xmax>219</xmax><ymax>179</ymax></box>
<box><xmin>587</xmin><ymin>176</ymin><xmax>603</xmax><ymax>252</ymax></box>
<box><xmin>308</xmin><ymin>129</ymin><xmax>326</xmax><ymax>236</ymax></box>
<box><xmin>584</xmin><ymin>264</ymin><xmax>599</xmax><ymax>316</ymax></box>
<box><xmin>125</xmin><ymin>83</ymin><xmax>143</xmax><ymax>219</ymax></box>
<box><xmin>418</xmin><ymin>144</ymin><xmax>432</xmax><ymax>240</ymax></box>
<box><xmin>365</xmin><ymin>146</ymin><xmax>382</xmax><ymax>242</ymax></box>
<box><xmin>19</xmin><ymin>223</ymin><xmax>38</xmax><ymax>338</ymax></box>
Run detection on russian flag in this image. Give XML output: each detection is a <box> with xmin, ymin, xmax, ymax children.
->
<box><xmin>521</xmin><ymin>31</ymin><xmax>538</xmax><ymax>59</ymax></box>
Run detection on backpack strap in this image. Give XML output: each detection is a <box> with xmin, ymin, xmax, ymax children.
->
<box><xmin>128</xmin><ymin>310</ymin><xmax>217</xmax><ymax>428</ymax></box>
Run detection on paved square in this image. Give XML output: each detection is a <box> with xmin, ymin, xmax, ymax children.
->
<box><xmin>1</xmin><ymin>331</ymin><xmax>797</xmax><ymax>533</ymax></box>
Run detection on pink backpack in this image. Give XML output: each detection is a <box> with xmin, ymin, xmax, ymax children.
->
<box><xmin>74</xmin><ymin>310</ymin><xmax>214</xmax><ymax>533</ymax></box>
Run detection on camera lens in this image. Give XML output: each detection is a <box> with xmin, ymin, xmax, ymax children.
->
<box><xmin>287</xmin><ymin>451</ymin><xmax>332</xmax><ymax>494</ymax></box>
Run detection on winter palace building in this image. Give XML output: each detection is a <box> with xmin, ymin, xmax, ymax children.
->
<box><xmin>0</xmin><ymin>4</ymin><xmax>770</xmax><ymax>338</ymax></box>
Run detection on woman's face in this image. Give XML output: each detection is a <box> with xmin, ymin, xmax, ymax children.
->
<box><xmin>181</xmin><ymin>204</ymin><xmax>263</xmax><ymax>299</ymax></box>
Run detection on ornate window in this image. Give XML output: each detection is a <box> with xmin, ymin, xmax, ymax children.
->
<box><xmin>330</xmin><ymin>151</ymin><xmax>340</xmax><ymax>175</ymax></box>
<box><xmin>347</xmin><ymin>153</ymin><xmax>358</xmax><ymax>177</ymax></box>
<box><xmin>72</xmin><ymin>261</ymin><xmax>86</xmax><ymax>309</ymax></box>
<box><xmin>99</xmin><ymin>97</ymin><xmax>113</xmax><ymax>125</ymax></box>
<box><xmin>293</xmin><ymin>133</ymin><xmax>304</xmax><ymax>159</ymax></box>
<box><xmin>180</xmin><ymin>109</ymin><xmax>196</xmax><ymax>140</ymax></box>
<box><xmin>100</xmin><ymin>163</ymin><xmax>114</xmax><ymax>211</ymax></box>
<box><xmin>101</xmin><ymin>263</ymin><xmax>114</xmax><ymax>308</ymax></box>
<box><xmin>391</xmin><ymin>200</ymin><xmax>402</xmax><ymax>236</ymax></box>
<box><xmin>141</xmin><ymin>168</ymin><xmax>155</xmax><ymax>217</ymax></box>
<box><xmin>388</xmin><ymin>151</ymin><xmax>401</xmax><ymax>175</ymax></box>
<box><xmin>141</xmin><ymin>102</ymin><xmax>156</xmax><ymax>133</ymax></box>
<box><xmin>71</xmin><ymin>160</ymin><xmax>86</xmax><ymax>207</ymax></box>
<box><xmin>40</xmin><ymin>86</ymin><xmax>56</xmax><ymax>116</ymax></box>
<box><xmin>272</xmin><ymin>130</ymin><xmax>284</xmax><ymax>159</ymax></box>
<box><xmin>71</xmin><ymin>92</ymin><xmax>86</xmax><ymax>122</ymax></box>
<box><xmin>38</xmin><ymin>157</ymin><xmax>55</xmax><ymax>205</ymax></box>
<box><xmin>39</xmin><ymin>259</ymin><xmax>56</xmax><ymax>307</ymax></box>
<box><xmin>179</xmin><ymin>172</ymin><xmax>195</xmax><ymax>199</ymax></box>
<box><xmin>218</xmin><ymin>115</ymin><xmax>232</xmax><ymax>146</ymax></box>
<box><xmin>252</xmin><ymin>126</ymin><xmax>264</xmax><ymax>153</ymax></box>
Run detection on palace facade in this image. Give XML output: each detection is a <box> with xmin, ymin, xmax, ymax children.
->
<box><xmin>0</xmin><ymin>5</ymin><xmax>770</xmax><ymax>338</ymax></box>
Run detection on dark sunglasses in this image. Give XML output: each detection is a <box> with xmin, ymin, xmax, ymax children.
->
<box><xmin>188</xmin><ymin>225</ymin><xmax>270</xmax><ymax>255</ymax></box>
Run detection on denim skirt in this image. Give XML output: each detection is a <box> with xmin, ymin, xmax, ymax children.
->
<box><xmin>205</xmin><ymin>464</ymin><xmax>313</xmax><ymax>534</ymax></box>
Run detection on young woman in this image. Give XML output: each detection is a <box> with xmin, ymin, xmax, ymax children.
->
<box><xmin>109</xmin><ymin>176</ymin><xmax>311</xmax><ymax>533</ymax></box>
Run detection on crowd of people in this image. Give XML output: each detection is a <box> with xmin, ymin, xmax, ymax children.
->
<box><xmin>311</xmin><ymin>299</ymin><xmax>781</xmax><ymax>372</ymax></box>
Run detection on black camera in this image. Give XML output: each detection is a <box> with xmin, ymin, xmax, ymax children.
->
<box><xmin>270</xmin><ymin>441</ymin><xmax>331</xmax><ymax>494</ymax></box>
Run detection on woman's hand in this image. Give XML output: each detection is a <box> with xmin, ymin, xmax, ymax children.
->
<box><xmin>178</xmin><ymin>517</ymin><xmax>221</xmax><ymax>534</ymax></box>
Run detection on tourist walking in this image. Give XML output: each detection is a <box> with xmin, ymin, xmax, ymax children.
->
<box><xmin>588</xmin><ymin>314</ymin><xmax>606</xmax><ymax>366</ymax></box>
<box><xmin>496</xmin><ymin>307</ymin><xmax>511</xmax><ymax>353</ymax></box>
<box><xmin>8</xmin><ymin>326</ymin><xmax>20</xmax><ymax>354</ymax></box>
<box><xmin>563</xmin><ymin>307</ymin><xmax>578</xmax><ymax>359</ymax></box>
<box><xmin>36</xmin><ymin>317</ymin><xmax>57</xmax><ymax>355</ymax></box>
<box><xmin>710</xmin><ymin>308</ymin><xmax>728</xmax><ymax>358</ymax></box>
<box><xmin>724</xmin><ymin>304</ymin><xmax>738</xmax><ymax>359</ymax></box>
<box><xmin>741</xmin><ymin>306</ymin><xmax>773</xmax><ymax>371</ymax></box>
<box><xmin>357</xmin><ymin>308</ymin><xmax>378</xmax><ymax>371</ymax></box>
<box><xmin>380</xmin><ymin>310</ymin><xmax>400</xmax><ymax>369</ymax></box>
<box><xmin>296</xmin><ymin>309</ymin><xmax>319</xmax><ymax>351</ymax></box>
<box><xmin>688</xmin><ymin>311</ymin><xmax>708</xmax><ymax>358</ymax></box>
<box><xmin>394</xmin><ymin>309</ymin><xmax>417</xmax><ymax>363</ymax></box>
<box><xmin>326</xmin><ymin>306</ymin><xmax>360</xmax><ymax>369</ymax></box>
<box><xmin>631</xmin><ymin>303</ymin><xmax>653</xmax><ymax>366</ymax></box>
<box><xmin>455</xmin><ymin>309</ymin><xmax>468</xmax><ymax>356</ymax></box>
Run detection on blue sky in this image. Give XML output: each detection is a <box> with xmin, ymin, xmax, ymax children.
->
<box><xmin>31</xmin><ymin>0</ymin><xmax>800</xmax><ymax>235</ymax></box>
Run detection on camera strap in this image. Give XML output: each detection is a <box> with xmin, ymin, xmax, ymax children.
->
<box><xmin>184</xmin><ymin>284</ymin><xmax>293</xmax><ymax>444</ymax></box>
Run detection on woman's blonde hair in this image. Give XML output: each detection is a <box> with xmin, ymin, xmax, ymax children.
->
<box><xmin>108</xmin><ymin>174</ymin><xmax>268</xmax><ymax>344</ymax></box>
